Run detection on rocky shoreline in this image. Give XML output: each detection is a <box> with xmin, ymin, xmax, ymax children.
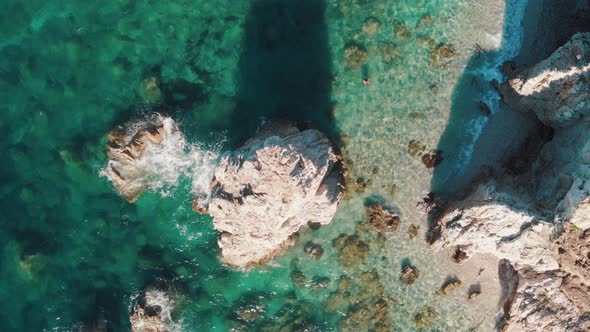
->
<box><xmin>430</xmin><ymin>31</ymin><xmax>590</xmax><ymax>331</ymax></box>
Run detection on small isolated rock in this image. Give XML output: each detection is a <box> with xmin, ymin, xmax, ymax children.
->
<box><xmin>365</xmin><ymin>203</ymin><xmax>401</xmax><ymax>232</ymax></box>
<box><xmin>437</xmin><ymin>278</ymin><xmax>462</xmax><ymax>295</ymax></box>
<box><xmin>418</xmin><ymin>15</ymin><xmax>433</xmax><ymax>28</ymax></box>
<box><xmin>452</xmin><ymin>246</ymin><xmax>468</xmax><ymax>263</ymax></box>
<box><xmin>430</xmin><ymin>43</ymin><xmax>457</xmax><ymax>67</ymax></box>
<box><xmin>400</xmin><ymin>265</ymin><xmax>418</xmax><ymax>285</ymax></box>
<box><xmin>344</xmin><ymin>43</ymin><xmax>369</xmax><ymax>69</ymax></box>
<box><xmin>333</xmin><ymin>234</ymin><xmax>370</xmax><ymax>267</ymax></box>
<box><xmin>130</xmin><ymin>290</ymin><xmax>176</xmax><ymax>332</ymax></box>
<box><xmin>361</xmin><ymin>17</ymin><xmax>381</xmax><ymax>35</ymax></box>
<box><xmin>421</xmin><ymin>150</ymin><xmax>443</xmax><ymax>168</ymax></box>
<box><xmin>414</xmin><ymin>306</ymin><xmax>438</xmax><ymax>329</ymax></box>
<box><xmin>408</xmin><ymin>225</ymin><xmax>419</xmax><ymax>239</ymax></box>
<box><xmin>379</xmin><ymin>42</ymin><xmax>400</xmax><ymax>64</ymax></box>
<box><xmin>468</xmin><ymin>289</ymin><xmax>481</xmax><ymax>301</ymax></box>
<box><xmin>304</xmin><ymin>242</ymin><xmax>325</xmax><ymax>259</ymax></box>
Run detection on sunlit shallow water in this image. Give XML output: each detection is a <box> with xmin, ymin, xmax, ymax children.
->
<box><xmin>0</xmin><ymin>0</ymin><xmax>529</xmax><ymax>330</ymax></box>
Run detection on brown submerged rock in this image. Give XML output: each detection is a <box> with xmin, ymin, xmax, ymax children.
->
<box><xmin>333</xmin><ymin>234</ymin><xmax>370</xmax><ymax>267</ymax></box>
<box><xmin>365</xmin><ymin>203</ymin><xmax>401</xmax><ymax>232</ymax></box>
<box><xmin>437</xmin><ymin>277</ymin><xmax>462</xmax><ymax>295</ymax></box>
<box><xmin>400</xmin><ymin>265</ymin><xmax>418</xmax><ymax>285</ymax></box>
<box><xmin>408</xmin><ymin>224</ymin><xmax>419</xmax><ymax>239</ymax></box>
<box><xmin>344</xmin><ymin>43</ymin><xmax>369</xmax><ymax>69</ymax></box>
<box><xmin>379</xmin><ymin>42</ymin><xmax>400</xmax><ymax>64</ymax></box>
<box><xmin>421</xmin><ymin>150</ymin><xmax>443</xmax><ymax>168</ymax></box>
<box><xmin>414</xmin><ymin>306</ymin><xmax>438</xmax><ymax>329</ymax></box>
<box><xmin>303</xmin><ymin>242</ymin><xmax>324</xmax><ymax>259</ymax></box>
<box><xmin>361</xmin><ymin>17</ymin><xmax>381</xmax><ymax>35</ymax></box>
<box><xmin>430</xmin><ymin>43</ymin><xmax>457</xmax><ymax>67</ymax></box>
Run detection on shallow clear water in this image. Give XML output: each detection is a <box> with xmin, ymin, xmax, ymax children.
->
<box><xmin>0</xmin><ymin>0</ymin><xmax>527</xmax><ymax>330</ymax></box>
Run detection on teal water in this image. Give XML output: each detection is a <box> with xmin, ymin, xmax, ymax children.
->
<box><xmin>0</xmin><ymin>0</ymin><xmax>528</xmax><ymax>330</ymax></box>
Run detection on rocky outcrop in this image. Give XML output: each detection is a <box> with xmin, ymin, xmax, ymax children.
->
<box><xmin>431</xmin><ymin>33</ymin><xmax>590</xmax><ymax>331</ymax></box>
<box><xmin>130</xmin><ymin>290</ymin><xmax>177</xmax><ymax>332</ymax></box>
<box><xmin>105</xmin><ymin>117</ymin><xmax>166</xmax><ymax>202</ymax></box>
<box><xmin>500</xmin><ymin>32</ymin><xmax>590</xmax><ymax>128</ymax></box>
<box><xmin>431</xmin><ymin>181</ymin><xmax>558</xmax><ymax>272</ymax></box>
<box><xmin>206</xmin><ymin>123</ymin><xmax>343</xmax><ymax>268</ymax></box>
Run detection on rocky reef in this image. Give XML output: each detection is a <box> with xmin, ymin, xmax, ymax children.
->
<box><xmin>130</xmin><ymin>290</ymin><xmax>177</xmax><ymax>332</ymax></box>
<box><xmin>105</xmin><ymin>117</ymin><xmax>167</xmax><ymax>202</ymax></box>
<box><xmin>204</xmin><ymin>123</ymin><xmax>344</xmax><ymax>268</ymax></box>
<box><xmin>430</xmin><ymin>33</ymin><xmax>590</xmax><ymax>331</ymax></box>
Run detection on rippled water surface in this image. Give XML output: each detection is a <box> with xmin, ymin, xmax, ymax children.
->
<box><xmin>0</xmin><ymin>0</ymin><xmax>528</xmax><ymax>330</ymax></box>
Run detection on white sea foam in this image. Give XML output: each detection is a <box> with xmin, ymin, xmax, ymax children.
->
<box><xmin>452</xmin><ymin>0</ymin><xmax>530</xmax><ymax>175</ymax></box>
<box><xmin>101</xmin><ymin>114</ymin><xmax>220</xmax><ymax>203</ymax></box>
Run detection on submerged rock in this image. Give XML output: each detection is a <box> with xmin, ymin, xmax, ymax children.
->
<box><xmin>414</xmin><ymin>306</ymin><xmax>438</xmax><ymax>329</ymax></box>
<box><xmin>207</xmin><ymin>123</ymin><xmax>343</xmax><ymax>268</ymax></box>
<box><xmin>429</xmin><ymin>43</ymin><xmax>456</xmax><ymax>67</ymax></box>
<box><xmin>437</xmin><ymin>277</ymin><xmax>462</xmax><ymax>295</ymax></box>
<box><xmin>378</xmin><ymin>42</ymin><xmax>400</xmax><ymax>64</ymax></box>
<box><xmin>421</xmin><ymin>150</ymin><xmax>443</xmax><ymax>168</ymax></box>
<box><xmin>400</xmin><ymin>265</ymin><xmax>418</xmax><ymax>285</ymax></box>
<box><xmin>303</xmin><ymin>241</ymin><xmax>324</xmax><ymax>259</ymax></box>
<box><xmin>407</xmin><ymin>224</ymin><xmax>419</xmax><ymax>239</ymax></box>
<box><xmin>343</xmin><ymin>43</ymin><xmax>369</xmax><ymax>69</ymax></box>
<box><xmin>130</xmin><ymin>290</ymin><xmax>176</xmax><ymax>332</ymax></box>
<box><xmin>361</xmin><ymin>17</ymin><xmax>381</xmax><ymax>36</ymax></box>
<box><xmin>365</xmin><ymin>203</ymin><xmax>401</xmax><ymax>232</ymax></box>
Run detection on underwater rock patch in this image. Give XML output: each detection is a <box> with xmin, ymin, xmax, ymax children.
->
<box><xmin>343</xmin><ymin>43</ymin><xmax>369</xmax><ymax>69</ymax></box>
<box><xmin>365</xmin><ymin>203</ymin><xmax>401</xmax><ymax>232</ymax></box>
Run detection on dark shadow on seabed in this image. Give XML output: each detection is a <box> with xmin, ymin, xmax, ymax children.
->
<box><xmin>228</xmin><ymin>0</ymin><xmax>339</xmax><ymax>147</ymax></box>
<box><xmin>431</xmin><ymin>0</ymin><xmax>590</xmax><ymax>200</ymax></box>
<box><xmin>429</xmin><ymin>0</ymin><xmax>547</xmax><ymax>199</ymax></box>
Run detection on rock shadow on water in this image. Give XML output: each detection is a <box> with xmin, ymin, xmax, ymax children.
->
<box><xmin>430</xmin><ymin>0</ymin><xmax>546</xmax><ymax>200</ymax></box>
<box><xmin>229</xmin><ymin>0</ymin><xmax>340</xmax><ymax>147</ymax></box>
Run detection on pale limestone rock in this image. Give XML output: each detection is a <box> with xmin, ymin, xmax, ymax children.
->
<box><xmin>208</xmin><ymin>123</ymin><xmax>343</xmax><ymax>268</ymax></box>
<box><xmin>501</xmin><ymin>33</ymin><xmax>590</xmax><ymax>128</ymax></box>
<box><xmin>432</xmin><ymin>181</ymin><xmax>557</xmax><ymax>271</ymax></box>
<box><xmin>503</xmin><ymin>268</ymin><xmax>586</xmax><ymax>332</ymax></box>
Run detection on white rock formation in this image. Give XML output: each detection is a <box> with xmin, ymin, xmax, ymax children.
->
<box><xmin>432</xmin><ymin>181</ymin><xmax>557</xmax><ymax>271</ymax></box>
<box><xmin>432</xmin><ymin>33</ymin><xmax>590</xmax><ymax>332</ymax></box>
<box><xmin>500</xmin><ymin>32</ymin><xmax>590</xmax><ymax>128</ymax></box>
<box><xmin>206</xmin><ymin>123</ymin><xmax>343</xmax><ymax>268</ymax></box>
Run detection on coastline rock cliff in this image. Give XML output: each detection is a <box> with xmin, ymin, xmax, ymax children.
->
<box><xmin>204</xmin><ymin>123</ymin><xmax>344</xmax><ymax>268</ymax></box>
<box><xmin>432</xmin><ymin>33</ymin><xmax>590</xmax><ymax>331</ymax></box>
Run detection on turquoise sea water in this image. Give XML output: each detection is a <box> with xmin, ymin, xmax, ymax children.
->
<box><xmin>1</xmin><ymin>0</ymin><xmax>529</xmax><ymax>330</ymax></box>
